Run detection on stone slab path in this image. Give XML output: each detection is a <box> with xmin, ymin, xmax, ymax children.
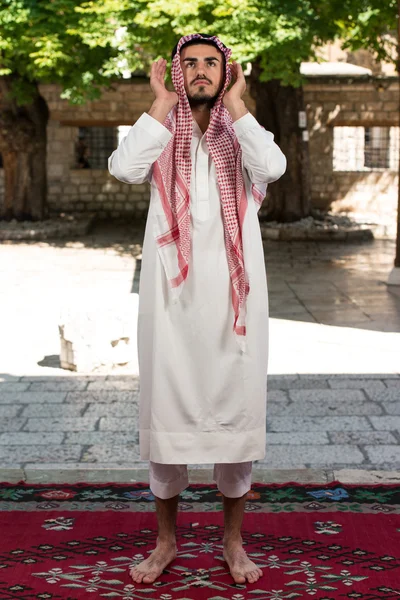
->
<box><xmin>0</xmin><ymin>373</ymin><xmax>399</xmax><ymax>474</ymax></box>
<box><xmin>0</xmin><ymin>222</ymin><xmax>399</xmax><ymax>477</ymax></box>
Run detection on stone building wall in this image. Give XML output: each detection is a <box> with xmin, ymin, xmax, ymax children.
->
<box><xmin>40</xmin><ymin>79</ymin><xmax>157</xmax><ymax>219</ymax></box>
<box><xmin>304</xmin><ymin>77</ymin><xmax>398</xmax><ymax>225</ymax></box>
<box><xmin>0</xmin><ymin>76</ymin><xmax>398</xmax><ymax>223</ymax></box>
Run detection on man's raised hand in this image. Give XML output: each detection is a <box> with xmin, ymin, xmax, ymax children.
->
<box><xmin>150</xmin><ymin>58</ymin><xmax>178</xmax><ymax>107</ymax></box>
<box><xmin>223</xmin><ymin>61</ymin><xmax>248</xmax><ymax>122</ymax></box>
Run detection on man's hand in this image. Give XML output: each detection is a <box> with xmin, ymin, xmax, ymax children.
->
<box><xmin>150</xmin><ymin>58</ymin><xmax>178</xmax><ymax>105</ymax></box>
<box><xmin>148</xmin><ymin>58</ymin><xmax>178</xmax><ymax>123</ymax></box>
<box><xmin>223</xmin><ymin>61</ymin><xmax>248</xmax><ymax>122</ymax></box>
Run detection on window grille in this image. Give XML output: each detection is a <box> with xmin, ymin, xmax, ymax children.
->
<box><xmin>333</xmin><ymin>126</ymin><xmax>398</xmax><ymax>172</ymax></box>
<box><xmin>364</xmin><ymin>127</ymin><xmax>390</xmax><ymax>169</ymax></box>
<box><xmin>76</xmin><ymin>126</ymin><xmax>118</xmax><ymax>169</ymax></box>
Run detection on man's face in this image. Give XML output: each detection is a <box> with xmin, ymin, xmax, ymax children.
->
<box><xmin>180</xmin><ymin>43</ymin><xmax>224</xmax><ymax>106</ymax></box>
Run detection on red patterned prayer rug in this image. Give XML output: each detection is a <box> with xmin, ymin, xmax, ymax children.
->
<box><xmin>0</xmin><ymin>480</ymin><xmax>399</xmax><ymax>599</ymax></box>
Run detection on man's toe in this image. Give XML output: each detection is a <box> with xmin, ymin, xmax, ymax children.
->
<box><xmin>143</xmin><ymin>571</ymin><xmax>158</xmax><ymax>583</ymax></box>
<box><xmin>233</xmin><ymin>572</ymin><xmax>246</xmax><ymax>584</ymax></box>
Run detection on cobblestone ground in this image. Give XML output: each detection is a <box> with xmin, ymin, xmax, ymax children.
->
<box><xmin>0</xmin><ymin>222</ymin><xmax>399</xmax><ymax>473</ymax></box>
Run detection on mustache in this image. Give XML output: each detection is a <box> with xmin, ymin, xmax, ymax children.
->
<box><xmin>191</xmin><ymin>76</ymin><xmax>212</xmax><ymax>85</ymax></box>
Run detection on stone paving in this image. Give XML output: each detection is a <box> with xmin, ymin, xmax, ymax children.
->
<box><xmin>0</xmin><ymin>373</ymin><xmax>400</xmax><ymax>475</ymax></box>
<box><xmin>0</xmin><ymin>222</ymin><xmax>400</xmax><ymax>480</ymax></box>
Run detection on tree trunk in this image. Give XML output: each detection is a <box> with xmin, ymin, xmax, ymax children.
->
<box><xmin>0</xmin><ymin>77</ymin><xmax>49</xmax><ymax>221</ymax></box>
<box><xmin>250</xmin><ymin>64</ymin><xmax>311</xmax><ymax>222</ymax></box>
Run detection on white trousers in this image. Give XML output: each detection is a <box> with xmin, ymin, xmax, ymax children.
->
<box><xmin>149</xmin><ymin>461</ymin><xmax>253</xmax><ymax>500</ymax></box>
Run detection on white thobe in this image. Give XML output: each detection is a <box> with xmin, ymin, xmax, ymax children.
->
<box><xmin>108</xmin><ymin>111</ymin><xmax>286</xmax><ymax>464</ymax></box>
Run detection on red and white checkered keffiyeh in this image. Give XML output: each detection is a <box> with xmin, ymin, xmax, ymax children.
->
<box><xmin>152</xmin><ymin>33</ymin><xmax>267</xmax><ymax>352</ymax></box>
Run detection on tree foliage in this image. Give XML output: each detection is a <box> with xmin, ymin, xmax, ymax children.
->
<box><xmin>0</xmin><ymin>0</ymin><xmax>137</xmax><ymax>104</ymax></box>
<box><xmin>338</xmin><ymin>0</ymin><xmax>397</xmax><ymax>65</ymax></box>
<box><xmin>121</xmin><ymin>0</ymin><xmax>397</xmax><ymax>85</ymax></box>
<box><xmin>0</xmin><ymin>0</ymin><xmax>396</xmax><ymax>104</ymax></box>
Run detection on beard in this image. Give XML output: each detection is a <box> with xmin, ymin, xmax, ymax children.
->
<box><xmin>187</xmin><ymin>86</ymin><xmax>220</xmax><ymax>109</ymax></box>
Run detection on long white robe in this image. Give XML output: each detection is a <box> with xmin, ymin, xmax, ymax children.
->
<box><xmin>108</xmin><ymin>111</ymin><xmax>286</xmax><ymax>464</ymax></box>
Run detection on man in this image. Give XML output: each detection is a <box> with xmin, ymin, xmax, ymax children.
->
<box><xmin>108</xmin><ymin>33</ymin><xmax>286</xmax><ymax>586</ymax></box>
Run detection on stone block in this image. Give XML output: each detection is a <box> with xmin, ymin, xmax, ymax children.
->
<box><xmin>369</xmin><ymin>416</ymin><xmax>400</xmax><ymax>430</ymax></box>
<box><xmin>384</xmin><ymin>380</ymin><xmax>400</xmax><ymax>388</ymax></box>
<box><xmin>0</xmin><ymin>432</ymin><xmax>64</xmax><ymax>445</ymax></box>
<box><xmin>87</xmin><ymin>380</ymin><xmax>139</xmax><ymax>391</ymax></box>
<box><xmin>274</xmin><ymin>401</ymin><xmax>382</xmax><ymax>417</ymax></box>
<box><xmin>84</xmin><ymin>402</ymin><xmax>138</xmax><ymax>418</ymax></box>
<box><xmin>327</xmin><ymin>374</ymin><xmax>399</xmax><ymax>379</ymax></box>
<box><xmin>258</xmin><ymin>445</ymin><xmax>364</xmax><ymax>467</ymax></box>
<box><xmin>59</xmin><ymin>295</ymin><xmax>139</xmax><ymax>373</ymax></box>
<box><xmin>0</xmin><ymin>418</ymin><xmax>27</xmax><ymax>432</ymax></box>
<box><xmin>0</xmin><ymin>392</ymin><xmax>67</xmax><ymax>404</ymax></box>
<box><xmin>365</xmin><ymin>102</ymin><xmax>383</xmax><ymax>111</ymax></box>
<box><xmin>267</xmin><ymin>416</ymin><xmax>373</xmax><ymax>432</ymax></box>
<box><xmin>24</xmin><ymin>465</ymin><xmax>150</xmax><ymax>483</ymax></box>
<box><xmin>333</xmin><ymin>469</ymin><xmax>400</xmax><ymax>484</ymax></box>
<box><xmin>0</xmin><ymin>445</ymin><xmax>82</xmax><ymax>463</ymax></box>
<box><xmin>288</xmin><ymin>389</ymin><xmax>366</xmax><ymax>402</ymax></box>
<box><xmin>99</xmin><ymin>417</ymin><xmax>138</xmax><ymax>431</ymax></box>
<box><xmin>269</xmin><ymin>379</ymin><xmax>329</xmax><ymax>390</ymax></box>
<box><xmin>297</xmin><ymin>374</ymin><xmax>332</xmax><ymax>380</ymax></box>
<box><xmin>339</xmin><ymin>112</ymin><xmax>360</xmax><ymax>121</ymax></box>
<box><xmin>364</xmin><ymin>389</ymin><xmax>400</xmax><ymax>403</ymax></box>
<box><xmin>24</xmin><ymin>417</ymin><xmax>99</xmax><ymax>432</ymax></box>
<box><xmin>266</xmin><ymin>432</ymin><xmax>329</xmax><ymax>445</ymax></box>
<box><xmin>20</xmin><ymin>404</ymin><xmax>83</xmax><ymax>417</ymax></box>
<box><xmin>65</xmin><ymin>390</ymin><xmax>139</xmax><ymax>403</ymax></box>
<box><xmin>267</xmin><ymin>390</ymin><xmax>289</xmax><ymax>401</ymax></box>
<box><xmin>81</xmin><ymin>444</ymin><xmax>140</xmax><ymax>463</ymax></box>
<box><xmin>384</xmin><ymin>102</ymin><xmax>398</xmax><ymax>112</ymax></box>
<box><xmin>0</xmin><ymin>405</ymin><xmax>20</xmax><ymax>418</ymax></box>
<box><xmin>63</xmin><ymin>184</ymin><xmax>78</xmax><ymax>194</ymax></box>
<box><xmin>65</xmin><ymin>431</ymin><xmax>138</xmax><ymax>445</ymax></box>
<box><xmin>48</xmin><ymin>185</ymin><xmax>62</xmax><ymax>194</ymax></box>
<box><xmin>328</xmin><ymin>379</ymin><xmax>386</xmax><ymax>391</ymax></box>
<box><xmin>29</xmin><ymin>380</ymin><xmax>88</xmax><ymax>392</ymax></box>
<box><xmin>375</xmin><ymin>111</ymin><xmax>395</xmax><ymax>121</ymax></box>
<box><xmin>329</xmin><ymin>431</ymin><xmax>397</xmax><ymax>444</ymax></box>
<box><xmin>381</xmin><ymin>402</ymin><xmax>400</xmax><ymax>415</ymax></box>
<box><xmin>48</xmin><ymin>165</ymin><xmax>64</xmax><ymax>177</ymax></box>
<box><xmin>364</xmin><ymin>446</ymin><xmax>400</xmax><ymax>464</ymax></box>
<box><xmin>268</xmin><ymin>402</ymin><xmax>292</xmax><ymax>415</ymax></box>
<box><xmin>0</xmin><ymin>382</ymin><xmax>30</xmax><ymax>392</ymax></box>
<box><xmin>0</xmin><ymin>468</ymin><xmax>25</xmax><ymax>483</ymax></box>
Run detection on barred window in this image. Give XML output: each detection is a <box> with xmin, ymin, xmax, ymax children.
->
<box><xmin>364</xmin><ymin>127</ymin><xmax>390</xmax><ymax>169</ymax></box>
<box><xmin>75</xmin><ymin>126</ymin><xmax>117</xmax><ymax>169</ymax></box>
<box><xmin>333</xmin><ymin>126</ymin><xmax>398</xmax><ymax>172</ymax></box>
<box><xmin>75</xmin><ymin>125</ymin><xmax>133</xmax><ymax>169</ymax></box>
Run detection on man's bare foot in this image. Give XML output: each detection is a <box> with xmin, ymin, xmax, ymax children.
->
<box><xmin>130</xmin><ymin>538</ymin><xmax>177</xmax><ymax>584</ymax></box>
<box><xmin>223</xmin><ymin>538</ymin><xmax>263</xmax><ymax>584</ymax></box>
